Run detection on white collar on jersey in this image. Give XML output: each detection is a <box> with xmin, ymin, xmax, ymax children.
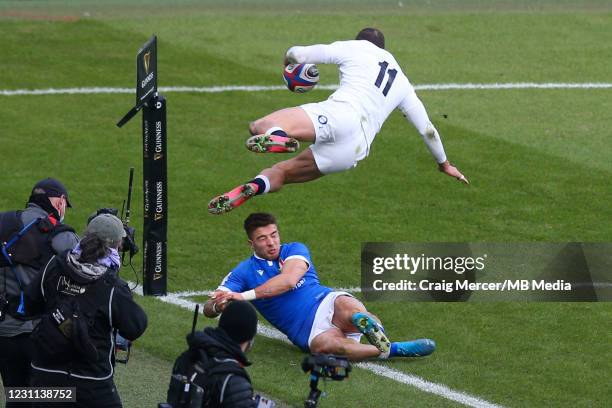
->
<box><xmin>253</xmin><ymin>252</ymin><xmax>276</xmax><ymax>266</ymax></box>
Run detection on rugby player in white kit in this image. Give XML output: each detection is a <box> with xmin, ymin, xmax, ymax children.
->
<box><xmin>209</xmin><ymin>28</ymin><xmax>468</xmax><ymax>215</ymax></box>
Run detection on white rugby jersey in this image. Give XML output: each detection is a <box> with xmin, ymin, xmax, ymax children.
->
<box><xmin>287</xmin><ymin>40</ymin><xmax>413</xmax><ymax>137</ymax></box>
<box><xmin>287</xmin><ymin>40</ymin><xmax>447</xmax><ymax>163</ymax></box>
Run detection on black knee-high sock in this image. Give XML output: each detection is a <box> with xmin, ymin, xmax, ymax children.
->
<box><xmin>248</xmin><ymin>177</ymin><xmax>267</xmax><ymax>195</ymax></box>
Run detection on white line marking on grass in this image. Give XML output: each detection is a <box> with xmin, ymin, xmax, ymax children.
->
<box><xmin>130</xmin><ymin>282</ymin><xmax>504</xmax><ymax>407</ymax></box>
<box><xmin>334</xmin><ymin>286</ymin><xmax>361</xmax><ymax>293</ymax></box>
<box><xmin>357</xmin><ymin>362</ymin><xmax>503</xmax><ymax>408</ymax></box>
<box><xmin>1</xmin><ymin>82</ymin><xmax>611</xmax><ymax>96</ymax></box>
<box><xmin>0</xmin><ymin>87</ymin><xmax>131</xmax><ymax>96</ymax></box>
<box><xmin>414</xmin><ymin>82</ymin><xmax>612</xmax><ymax>90</ymax></box>
<box><xmin>168</xmin><ymin>287</ymin><xmax>360</xmax><ymax>299</ymax></box>
<box><xmin>170</xmin><ymin>289</ymin><xmax>213</xmax><ymax>298</ymax></box>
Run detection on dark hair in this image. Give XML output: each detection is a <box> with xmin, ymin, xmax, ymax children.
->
<box><xmin>78</xmin><ymin>234</ymin><xmax>108</xmax><ymax>264</ymax></box>
<box><xmin>244</xmin><ymin>213</ymin><xmax>277</xmax><ymax>239</ymax></box>
<box><xmin>355</xmin><ymin>27</ymin><xmax>385</xmax><ymax>49</ymax></box>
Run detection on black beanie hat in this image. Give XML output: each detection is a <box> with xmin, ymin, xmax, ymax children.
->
<box><xmin>218</xmin><ymin>301</ymin><xmax>258</xmax><ymax>344</ymax></box>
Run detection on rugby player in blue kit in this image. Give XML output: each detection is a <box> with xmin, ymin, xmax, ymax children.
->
<box><xmin>204</xmin><ymin>213</ymin><xmax>435</xmax><ymax>361</ymax></box>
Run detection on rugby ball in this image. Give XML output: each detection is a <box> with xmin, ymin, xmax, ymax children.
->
<box><xmin>283</xmin><ymin>63</ymin><xmax>319</xmax><ymax>93</ymax></box>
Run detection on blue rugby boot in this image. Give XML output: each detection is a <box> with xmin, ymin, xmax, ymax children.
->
<box><xmin>351</xmin><ymin>312</ymin><xmax>391</xmax><ymax>353</ymax></box>
<box><xmin>389</xmin><ymin>339</ymin><xmax>436</xmax><ymax>358</ymax></box>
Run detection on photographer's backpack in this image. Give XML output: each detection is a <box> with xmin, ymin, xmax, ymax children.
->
<box><xmin>32</xmin><ymin>267</ymin><xmax>116</xmax><ymax>365</ymax></box>
<box><xmin>0</xmin><ymin>210</ymin><xmax>74</xmax><ymax>319</ymax></box>
<box><xmin>33</xmin><ymin>293</ymin><xmax>99</xmax><ymax>364</ymax></box>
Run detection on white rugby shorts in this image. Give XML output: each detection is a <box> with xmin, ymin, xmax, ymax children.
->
<box><xmin>307</xmin><ymin>291</ymin><xmax>363</xmax><ymax>348</ymax></box>
<box><xmin>300</xmin><ymin>99</ymin><xmax>369</xmax><ymax>174</ymax></box>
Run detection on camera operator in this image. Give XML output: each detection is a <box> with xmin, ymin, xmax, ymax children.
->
<box><xmin>25</xmin><ymin>213</ymin><xmax>147</xmax><ymax>408</ymax></box>
<box><xmin>0</xmin><ymin>178</ymin><xmax>78</xmax><ymax>404</ymax></box>
<box><xmin>167</xmin><ymin>301</ymin><xmax>261</xmax><ymax>408</ymax></box>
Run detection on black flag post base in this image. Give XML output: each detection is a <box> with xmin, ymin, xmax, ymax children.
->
<box><xmin>117</xmin><ymin>35</ymin><xmax>168</xmax><ymax>296</ymax></box>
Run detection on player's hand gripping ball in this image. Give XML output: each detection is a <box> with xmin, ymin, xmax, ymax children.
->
<box><xmin>283</xmin><ymin>63</ymin><xmax>319</xmax><ymax>93</ymax></box>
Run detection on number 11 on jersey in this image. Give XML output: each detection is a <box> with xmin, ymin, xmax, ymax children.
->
<box><xmin>374</xmin><ymin>61</ymin><xmax>397</xmax><ymax>97</ymax></box>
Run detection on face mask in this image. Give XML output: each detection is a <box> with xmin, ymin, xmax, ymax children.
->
<box><xmin>245</xmin><ymin>338</ymin><xmax>255</xmax><ymax>353</ymax></box>
<box><xmin>58</xmin><ymin>197</ymin><xmax>66</xmax><ymax>223</ymax></box>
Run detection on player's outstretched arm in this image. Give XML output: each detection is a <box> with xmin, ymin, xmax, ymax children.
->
<box><xmin>398</xmin><ymin>93</ymin><xmax>469</xmax><ymax>185</ymax></box>
<box><xmin>285</xmin><ymin>43</ymin><xmax>341</xmax><ymax>66</ymax></box>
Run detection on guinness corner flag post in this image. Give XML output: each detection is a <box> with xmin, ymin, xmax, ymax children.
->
<box><xmin>117</xmin><ymin>35</ymin><xmax>168</xmax><ymax>296</ymax></box>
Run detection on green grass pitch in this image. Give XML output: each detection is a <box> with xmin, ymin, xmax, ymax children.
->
<box><xmin>1</xmin><ymin>1</ymin><xmax>611</xmax><ymax>406</ymax></box>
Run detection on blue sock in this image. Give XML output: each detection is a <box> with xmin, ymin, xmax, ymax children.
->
<box><xmin>389</xmin><ymin>342</ymin><xmax>398</xmax><ymax>358</ymax></box>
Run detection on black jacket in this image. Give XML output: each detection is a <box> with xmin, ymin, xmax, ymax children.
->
<box><xmin>25</xmin><ymin>251</ymin><xmax>147</xmax><ymax>380</ymax></box>
<box><xmin>191</xmin><ymin>327</ymin><xmax>256</xmax><ymax>408</ymax></box>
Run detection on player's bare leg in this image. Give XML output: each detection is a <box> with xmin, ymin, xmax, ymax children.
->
<box><xmin>309</xmin><ymin>319</ymin><xmax>435</xmax><ymax>361</ymax></box>
<box><xmin>249</xmin><ymin>107</ymin><xmax>316</xmax><ymax>141</ymax></box>
<box><xmin>330</xmin><ymin>295</ymin><xmax>390</xmax><ymax>353</ymax></box>
<box><xmin>330</xmin><ymin>295</ymin><xmax>379</xmax><ymax>332</ymax></box>
<box><xmin>309</xmin><ymin>327</ymin><xmax>382</xmax><ymax>362</ymax></box>
<box><xmin>208</xmin><ymin>148</ymin><xmax>322</xmax><ymax>214</ymax></box>
<box><xmin>330</xmin><ymin>295</ymin><xmax>436</xmax><ymax>359</ymax></box>
<box><xmin>260</xmin><ymin>148</ymin><xmax>322</xmax><ymax>192</ymax></box>
<box><xmin>246</xmin><ymin>107</ymin><xmax>315</xmax><ymax>153</ymax></box>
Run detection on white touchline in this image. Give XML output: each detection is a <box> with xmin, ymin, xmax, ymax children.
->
<box><xmin>129</xmin><ymin>282</ymin><xmax>503</xmax><ymax>408</ymax></box>
<box><xmin>169</xmin><ymin>287</ymin><xmax>362</xmax><ymax>298</ymax></box>
<box><xmin>358</xmin><ymin>362</ymin><xmax>503</xmax><ymax>408</ymax></box>
<box><xmin>168</xmin><ymin>289</ymin><xmax>214</xmax><ymax>298</ymax></box>
<box><xmin>1</xmin><ymin>83</ymin><xmax>611</xmax><ymax>96</ymax></box>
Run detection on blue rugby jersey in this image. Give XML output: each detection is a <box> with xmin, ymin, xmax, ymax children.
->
<box><xmin>218</xmin><ymin>242</ymin><xmax>332</xmax><ymax>351</ymax></box>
